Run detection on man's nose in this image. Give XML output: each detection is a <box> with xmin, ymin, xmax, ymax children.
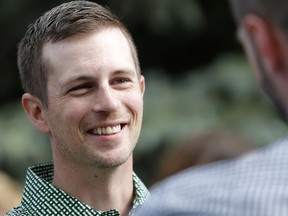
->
<box><xmin>92</xmin><ymin>85</ymin><xmax>120</xmax><ymax>112</ymax></box>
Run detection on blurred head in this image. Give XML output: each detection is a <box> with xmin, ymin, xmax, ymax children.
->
<box><xmin>18</xmin><ymin>0</ymin><xmax>140</xmax><ymax>107</ymax></box>
<box><xmin>229</xmin><ymin>0</ymin><xmax>288</xmax><ymax>123</ymax></box>
<box><xmin>230</xmin><ymin>0</ymin><xmax>288</xmax><ymax>35</ymax></box>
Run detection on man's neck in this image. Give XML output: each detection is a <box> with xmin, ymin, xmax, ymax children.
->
<box><xmin>52</xmin><ymin>157</ymin><xmax>134</xmax><ymax>216</ymax></box>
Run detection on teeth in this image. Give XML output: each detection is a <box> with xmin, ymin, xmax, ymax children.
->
<box><xmin>90</xmin><ymin>125</ymin><xmax>121</xmax><ymax>135</ymax></box>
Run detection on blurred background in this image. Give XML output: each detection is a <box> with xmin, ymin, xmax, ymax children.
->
<box><xmin>0</xmin><ymin>0</ymin><xmax>287</xmax><ymax>213</ymax></box>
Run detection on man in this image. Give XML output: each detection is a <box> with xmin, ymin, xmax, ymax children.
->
<box><xmin>135</xmin><ymin>0</ymin><xmax>288</xmax><ymax>215</ymax></box>
<box><xmin>6</xmin><ymin>1</ymin><xmax>149</xmax><ymax>215</ymax></box>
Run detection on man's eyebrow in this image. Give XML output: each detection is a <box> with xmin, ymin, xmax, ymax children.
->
<box><xmin>114</xmin><ymin>69</ymin><xmax>134</xmax><ymax>76</ymax></box>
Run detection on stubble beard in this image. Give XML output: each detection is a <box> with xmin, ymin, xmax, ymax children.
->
<box><xmin>253</xmin><ymin>42</ymin><xmax>288</xmax><ymax>124</ymax></box>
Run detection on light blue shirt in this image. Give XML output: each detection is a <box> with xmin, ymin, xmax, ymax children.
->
<box><xmin>136</xmin><ymin>136</ymin><xmax>288</xmax><ymax>216</ymax></box>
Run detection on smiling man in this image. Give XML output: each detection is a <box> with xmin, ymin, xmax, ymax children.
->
<box><xmin>5</xmin><ymin>1</ymin><xmax>149</xmax><ymax>216</ymax></box>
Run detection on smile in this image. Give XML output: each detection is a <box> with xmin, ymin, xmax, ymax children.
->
<box><xmin>88</xmin><ymin>124</ymin><xmax>122</xmax><ymax>135</ymax></box>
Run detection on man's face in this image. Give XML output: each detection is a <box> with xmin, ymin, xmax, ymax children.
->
<box><xmin>42</xmin><ymin>28</ymin><xmax>145</xmax><ymax>169</ymax></box>
<box><xmin>238</xmin><ymin>25</ymin><xmax>288</xmax><ymax>123</ymax></box>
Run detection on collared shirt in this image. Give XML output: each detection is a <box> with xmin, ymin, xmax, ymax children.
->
<box><xmin>136</xmin><ymin>136</ymin><xmax>288</xmax><ymax>216</ymax></box>
<box><xmin>5</xmin><ymin>163</ymin><xmax>149</xmax><ymax>216</ymax></box>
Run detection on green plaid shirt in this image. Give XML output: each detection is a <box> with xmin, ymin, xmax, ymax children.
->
<box><xmin>5</xmin><ymin>163</ymin><xmax>149</xmax><ymax>216</ymax></box>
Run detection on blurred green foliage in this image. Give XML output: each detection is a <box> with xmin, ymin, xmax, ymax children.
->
<box><xmin>0</xmin><ymin>102</ymin><xmax>51</xmax><ymax>181</ymax></box>
<box><xmin>136</xmin><ymin>53</ymin><xmax>287</xmax><ymax>185</ymax></box>
<box><xmin>138</xmin><ymin>53</ymin><xmax>286</xmax><ymax>154</ymax></box>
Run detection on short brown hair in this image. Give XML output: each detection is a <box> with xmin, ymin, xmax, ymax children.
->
<box><xmin>18</xmin><ymin>0</ymin><xmax>140</xmax><ymax>107</ymax></box>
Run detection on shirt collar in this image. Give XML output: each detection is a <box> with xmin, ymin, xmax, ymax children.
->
<box><xmin>21</xmin><ymin>163</ymin><xmax>149</xmax><ymax>215</ymax></box>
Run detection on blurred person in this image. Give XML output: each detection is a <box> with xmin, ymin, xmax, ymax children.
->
<box><xmin>154</xmin><ymin>130</ymin><xmax>255</xmax><ymax>182</ymax></box>
<box><xmin>5</xmin><ymin>1</ymin><xmax>149</xmax><ymax>215</ymax></box>
<box><xmin>0</xmin><ymin>171</ymin><xmax>22</xmax><ymax>215</ymax></box>
<box><xmin>135</xmin><ymin>0</ymin><xmax>288</xmax><ymax>215</ymax></box>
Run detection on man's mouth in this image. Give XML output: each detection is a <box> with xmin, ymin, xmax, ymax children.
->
<box><xmin>88</xmin><ymin>124</ymin><xmax>124</xmax><ymax>135</ymax></box>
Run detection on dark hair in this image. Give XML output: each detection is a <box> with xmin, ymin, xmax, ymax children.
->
<box><xmin>18</xmin><ymin>0</ymin><xmax>140</xmax><ymax>107</ymax></box>
<box><xmin>229</xmin><ymin>0</ymin><xmax>288</xmax><ymax>36</ymax></box>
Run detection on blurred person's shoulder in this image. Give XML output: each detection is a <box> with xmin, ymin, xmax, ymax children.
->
<box><xmin>155</xmin><ymin>136</ymin><xmax>288</xmax><ymax>188</ymax></box>
<box><xmin>139</xmin><ymin>136</ymin><xmax>288</xmax><ymax>215</ymax></box>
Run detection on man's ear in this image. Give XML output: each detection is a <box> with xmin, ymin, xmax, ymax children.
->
<box><xmin>243</xmin><ymin>14</ymin><xmax>284</xmax><ymax>73</ymax></box>
<box><xmin>140</xmin><ymin>75</ymin><xmax>145</xmax><ymax>96</ymax></box>
<box><xmin>22</xmin><ymin>93</ymin><xmax>50</xmax><ymax>133</ymax></box>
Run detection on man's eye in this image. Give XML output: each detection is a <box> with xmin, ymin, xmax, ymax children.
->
<box><xmin>113</xmin><ymin>78</ymin><xmax>130</xmax><ymax>84</ymax></box>
<box><xmin>69</xmin><ymin>84</ymin><xmax>92</xmax><ymax>93</ymax></box>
